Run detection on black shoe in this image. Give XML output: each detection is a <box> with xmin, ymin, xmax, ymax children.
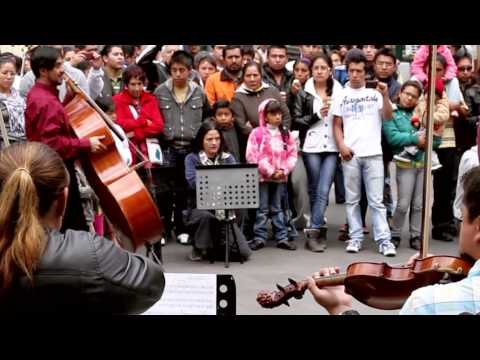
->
<box><xmin>249</xmin><ymin>239</ymin><xmax>265</xmax><ymax>251</ymax></box>
<box><xmin>444</xmin><ymin>224</ymin><xmax>458</xmax><ymax>237</ymax></box>
<box><xmin>432</xmin><ymin>228</ymin><xmax>454</xmax><ymax>242</ymax></box>
<box><xmin>409</xmin><ymin>236</ymin><xmax>421</xmax><ymax>250</ymax></box>
<box><xmin>189</xmin><ymin>248</ymin><xmax>202</xmax><ymax>261</ymax></box>
<box><xmin>277</xmin><ymin>240</ymin><xmax>297</xmax><ymax>250</ymax></box>
<box><xmin>391</xmin><ymin>236</ymin><xmax>401</xmax><ymax>249</ymax></box>
<box><xmin>304</xmin><ymin>228</ymin><xmax>327</xmax><ymax>252</ymax></box>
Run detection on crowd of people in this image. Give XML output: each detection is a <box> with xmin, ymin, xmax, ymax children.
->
<box><xmin>1</xmin><ymin>44</ymin><xmax>479</xmax><ymax>314</ymax></box>
<box><xmin>1</xmin><ymin>44</ymin><xmax>479</xmax><ymax>260</ymax></box>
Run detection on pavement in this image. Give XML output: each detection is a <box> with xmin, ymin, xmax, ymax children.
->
<box><xmin>159</xmin><ymin>184</ymin><xmax>459</xmax><ymax>315</ymax></box>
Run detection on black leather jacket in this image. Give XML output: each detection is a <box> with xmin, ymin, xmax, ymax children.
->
<box><xmin>457</xmin><ymin>80</ymin><xmax>480</xmax><ymax>152</ymax></box>
<box><xmin>292</xmin><ymin>90</ymin><xmax>320</xmax><ymax>148</ymax></box>
<box><xmin>0</xmin><ymin>229</ymin><xmax>165</xmax><ymax>314</ymax></box>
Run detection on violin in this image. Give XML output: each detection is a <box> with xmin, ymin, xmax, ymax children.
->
<box><xmin>257</xmin><ymin>255</ymin><xmax>472</xmax><ymax>310</ymax></box>
<box><xmin>63</xmin><ymin>73</ymin><xmax>164</xmax><ymax>250</ymax></box>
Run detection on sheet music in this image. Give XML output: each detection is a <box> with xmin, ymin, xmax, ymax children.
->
<box><xmin>142</xmin><ymin>273</ymin><xmax>217</xmax><ymax>315</ymax></box>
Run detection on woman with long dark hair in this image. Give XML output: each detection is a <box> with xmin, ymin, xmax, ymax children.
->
<box><xmin>184</xmin><ymin>120</ymin><xmax>251</xmax><ymax>261</ymax></box>
<box><xmin>293</xmin><ymin>54</ymin><xmax>343</xmax><ymax>252</ymax></box>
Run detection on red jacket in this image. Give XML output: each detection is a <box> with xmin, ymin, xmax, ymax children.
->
<box><xmin>25</xmin><ymin>81</ymin><xmax>91</xmax><ymax>160</ymax></box>
<box><xmin>113</xmin><ymin>90</ymin><xmax>164</xmax><ymax>164</ymax></box>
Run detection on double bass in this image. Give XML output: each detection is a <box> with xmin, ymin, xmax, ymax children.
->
<box><xmin>63</xmin><ymin>73</ymin><xmax>164</xmax><ymax>251</ymax></box>
<box><xmin>257</xmin><ymin>45</ymin><xmax>473</xmax><ymax>311</ymax></box>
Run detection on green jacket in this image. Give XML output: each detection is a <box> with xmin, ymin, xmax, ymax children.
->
<box><xmin>383</xmin><ymin>107</ymin><xmax>442</xmax><ymax>163</ymax></box>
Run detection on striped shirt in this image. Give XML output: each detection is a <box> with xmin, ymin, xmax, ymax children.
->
<box><xmin>400</xmin><ymin>259</ymin><xmax>480</xmax><ymax>315</ymax></box>
<box><xmin>439</xmin><ymin>77</ymin><xmax>464</xmax><ymax>149</ymax></box>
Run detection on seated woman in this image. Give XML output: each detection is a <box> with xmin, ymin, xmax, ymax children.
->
<box><xmin>184</xmin><ymin>120</ymin><xmax>252</xmax><ymax>261</ymax></box>
<box><xmin>0</xmin><ymin>142</ymin><xmax>165</xmax><ymax>313</ymax></box>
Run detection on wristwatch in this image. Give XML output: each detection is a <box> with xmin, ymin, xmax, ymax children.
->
<box><xmin>340</xmin><ymin>310</ymin><xmax>360</xmax><ymax>315</ymax></box>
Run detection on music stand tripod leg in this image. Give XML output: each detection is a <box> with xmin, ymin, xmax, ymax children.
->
<box><xmin>223</xmin><ymin>211</ymin><xmax>244</xmax><ymax>268</ymax></box>
<box><xmin>225</xmin><ymin>219</ymin><xmax>229</xmax><ymax>268</ymax></box>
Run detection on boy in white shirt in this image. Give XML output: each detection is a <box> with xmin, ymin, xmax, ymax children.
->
<box><xmin>332</xmin><ymin>49</ymin><xmax>396</xmax><ymax>257</ymax></box>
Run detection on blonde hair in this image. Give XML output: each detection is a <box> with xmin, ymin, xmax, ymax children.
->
<box><xmin>0</xmin><ymin>142</ymin><xmax>69</xmax><ymax>290</ymax></box>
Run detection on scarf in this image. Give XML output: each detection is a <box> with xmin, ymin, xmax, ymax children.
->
<box><xmin>199</xmin><ymin>150</ymin><xmax>231</xmax><ymax>165</ymax></box>
<box><xmin>198</xmin><ymin>150</ymin><xmax>232</xmax><ymax>219</ymax></box>
<box><xmin>0</xmin><ymin>87</ymin><xmax>26</xmax><ymax>141</ymax></box>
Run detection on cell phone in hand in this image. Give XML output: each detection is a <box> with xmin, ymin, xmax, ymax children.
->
<box><xmin>365</xmin><ymin>80</ymin><xmax>378</xmax><ymax>89</ymax></box>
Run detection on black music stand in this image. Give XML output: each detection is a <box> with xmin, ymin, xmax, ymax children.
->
<box><xmin>196</xmin><ymin>164</ymin><xmax>259</xmax><ymax>268</ymax></box>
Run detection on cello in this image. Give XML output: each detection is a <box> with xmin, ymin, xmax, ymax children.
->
<box><xmin>63</xmin><ymin>72</ymin><xmax>164</xmax><ymax>252</ymax></box>
<box><xmin>257</xmin><ymin>45</ymin><xmax>473</xmax><ymax>311</ymax></box>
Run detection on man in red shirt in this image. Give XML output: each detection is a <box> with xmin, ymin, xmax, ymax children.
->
<box><xmin>25</xmin><ymin>46</ymin><xmax>106</xmax><ymax>231</ymax></box>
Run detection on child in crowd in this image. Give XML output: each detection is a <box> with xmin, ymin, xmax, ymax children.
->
<box><xmin>393</xmin><ymin>79</ymin><xmax>448</xmax><ymax>170</ymax></box>
<box><xmin>246</xmin><ymin>99</ymin><xmax>298</xmax><ymax>250</ymax></box>
<box><xmin>411</xmin><ymin>45</ymin><xmax>457</xmax><ymax>84</ymax></box>
<box><xmin>212</xmin><ymin>100</ymin><xmax>242</xmax><ymax>162</ymax></box>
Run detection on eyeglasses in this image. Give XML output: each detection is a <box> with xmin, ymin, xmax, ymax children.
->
<box><xmin>458</xmin><ymin>66</ymin><xmax>473</xmax><ymax>72</ymax></box>
<box><xmin>403</xmin><ymin>91</ymin><xmax>419</xmax><ymax>100</ymax></box>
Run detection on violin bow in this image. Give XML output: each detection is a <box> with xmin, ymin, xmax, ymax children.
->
<box><xmin>420</xmin><ymin>45</ymin><xmax>438</xmax><ymax>259</ymax></box>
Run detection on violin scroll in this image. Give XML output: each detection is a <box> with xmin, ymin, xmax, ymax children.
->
<box><xmin>257</xmin><ymin>278</ymin><xmax>307</xmax><ymax>309</ymax></box>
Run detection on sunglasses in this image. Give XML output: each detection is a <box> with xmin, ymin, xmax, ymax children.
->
<box><xmin>458</xmin><ymin>66</ymin><xmax>473</xmax><ymax>72</ymax></box>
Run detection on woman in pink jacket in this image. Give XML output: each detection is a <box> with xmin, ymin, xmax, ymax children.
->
<box><xmin>246</xmin><ymin>99</ymin><xmax>297</xmax><ymax>250</ymax></box>
<box><xmin>411</xmin><ymin>45</ymin><xmax>457</xmax><ymax>84</ymax></box>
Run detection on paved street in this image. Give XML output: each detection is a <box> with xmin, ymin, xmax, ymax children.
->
<box><xmin>159</xmin><ymin>170</ymin><xmax>459</xmax><ymax>315</ymax></box>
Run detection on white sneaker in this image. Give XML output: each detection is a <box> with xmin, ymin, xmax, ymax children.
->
<box><xmin>378</xmin><ymin>240</ymin><xmax>397</xmax><ymax>257</ymax></box>
<box><xmin>177</xmin><ymin>233</ymin><xmax>190</xmax><ymax>244</ymax></box>
<box><xmin>160</xmin><ymin>237</ymin><xmax>166</xmax><ymax>246</ymax></box>
<box><xmin>346</xmin><ymin>240</ymin><xmax>361</xmax><ymax>253</ymax></box>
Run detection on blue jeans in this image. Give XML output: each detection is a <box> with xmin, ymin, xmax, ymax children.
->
<box><xmin>304</xmin><ymin>152</ymin><xmax>338</xmax><ymax>228</ymax></box>
<box><xmin>342</xmin><ymin>155</ymin><xmax>391</xmax><ymax>244</ymax></box>
<box><xmin>254</xmin><ymin>182</ymin><xmax>288</xmax><ymax>242</ymax></box>
<box><xmin>391</xmin><ymin>166</ymin><xmax>424</xmax><ymax>239</ymax></box>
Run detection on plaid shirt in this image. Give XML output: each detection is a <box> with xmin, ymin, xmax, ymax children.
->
<box><xmin>400</xmin><ymin>259</ymin><xmax>480</xmax><ymax>315</ymax></box>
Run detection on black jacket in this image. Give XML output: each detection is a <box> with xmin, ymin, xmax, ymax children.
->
<box><xmin>457</xmin><ymin>81</ymin><xmax>480</xmax><ymax>152</ymax></box>
<box><xmin>292</xmin><ymin>90</ymin><xmax>321</xmax><ymax>148</ymax></box>
<box><xmin>0</xmin><ymin>229</ymin><xmax>165</xmax><ymax>314</ymax></box>
<box><xmin>94</xmin><ymin>68</ymin><xmax>124</xmax><ymax>110</ymax></box>
<box><xmin>262</xmin><ymin>64</ymin><xmax>294</xmax><ymax>94</ymax></box>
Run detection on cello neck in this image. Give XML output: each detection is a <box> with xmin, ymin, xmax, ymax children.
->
<box><xmin>63</xmin><ymin>72</ymin><xmax>125</xmax><ymax>141</ymax></box>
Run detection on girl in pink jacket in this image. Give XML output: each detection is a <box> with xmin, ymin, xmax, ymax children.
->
<box><xmin>246</xmin><ymin>98</ymin><xmax>297</xmax><ymax>250</ymax></box>
<box><xmin>411</xmin><ymin>45</ymin><xmax>457</xmax><ymax>84</ymax></box>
